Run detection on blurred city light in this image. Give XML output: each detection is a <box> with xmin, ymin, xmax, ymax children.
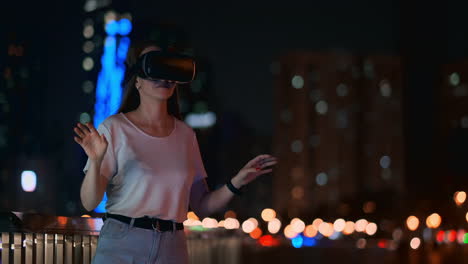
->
<box><xmin>406</xmin><ymin>216</ymin><xmax>420</xmax><ymax>231</ymax></box>
<box><xmin>318</xmin><ymin>222</ymin><xmax>334</xmax><ymax>237</ymax></box>
<box><xmin>291</xmin><ymin>218</ymin><xmax>306</xmax><ymax>233</ymax></box>
<box><xmin>21</xmin><ymin>171</ymin><xmax>37</xmax><ymax>192</ymax></box>
<box><xmin>82</xmin><ymin>57</ymin><xmax>94</xmax><ymax>71</ymax></box>
<box><xmin>363</xmin><ymin>201</ymin><xmax>376</xmax><ymax>214</ymax></box>
<box><xmin>202</xmin><ymin>218</ymin><xmax>218</xmax><ymax>229</ymax></box>
<box><xmin>454</xmin><ymin>191</ymin><xmax>466</xmax><ymax>206</ymax></box>
<box><xmin>224</xmin><ymin>210</ymin><xmax>236</xmax><ymax>219</ymax></box>
<box><xmin>304</xmin><ymin>225</ymin><xmax>318</xmax><ymax>238</ymax></box>
<box><xmin>185</xmin><ymin>112</ymin><xmax>217</xmax><ymax>128</ymax></box>
<box><xmin>355</xmin><ymin>219</ymin><xmax>368</xmax><ymax>232</ymax></box>
<box><xmin>80</xmin><ymin>112</ymin><xmax>91</xmax><ymax>124</ymax></box>
<box><xmin>224</xmin><ymin>218</ymin><xmax>240</xmax><ymax>229</ymax></box>
<box><xmin>291</xmin><ymin>235</ymin><xmax>304</xmax><ymax>248</ymax></box>
<box><xmin>312</xmin><ymin>218</ymin><xmax>323</xmax><ymax>229</ymax></box>
<box><xmin>410</xmin><ymin>237</ymin><xmax>421</xmax><ymax>249</ymax></box>
<box><xmin>187</xmin><ymin>211</ymin><xmax>199</xmax><ymax>220</ymax></box>
<box><xmin>315</xmin><ymin>100</ymin><xmax>328</xmax><ymax>115</ymax></box>
<box><xmin>261</xmin><ymin>208</ymin><xmax>276</xmax><ymax>222</ymax></box>
<box><xmin>446</xmin><ymin>230</ymin><xmax>457</xmax><ymax>243</ymax></box>
<box><xmin>426</xmin><ymin>213</ymin><xmax>442</xmax><ymax>229</ymax></box>
<box><xmin>365</xmin><ymin>223</ymin><xmax>378</xmax><ymax>236</ymax></box>
<box><xmin>258</xmin><ymin>235</ymin><xmax>280</xmax><ymax>247</ymax></box>
<box><xmin>316</xmin><ymin>172</ymin><xmax>328</xmax><ymax>186</ymax></box>
<box><xmin>284</xmin><ymin>225</ymin><xmax>298</xmax><ymax>239</ymax></box>
<box><xmin>333</xmin><ymin>219</ymin><xmax>346</xmax><ymax>232</ymax></box>
<box><xmin>268</xmin><ymin>218</ymin><xmax>281</xmax><ymax>234</ymax></box>
<box><xmin>356</xmin><ymin>238</ymin><xmax>366</xmax><ymax>249</ymax></box>
<box><xmin>343</xmin><ymin>221</ymin><xmax>355</xmax><ymax>235</ymax></box>
<box><xmin>83</xmin><ymin>25</ymin><xmax>94</xmax><ymax>39</ymax></box>
<box><xmin>436</xmin><ymin>231</ymin><xmax>445</xmax><ymax>243</ymax></box>
<box><xmin>242</xmin><ymin>219</ymin><xmax>256</xmax><ymax>233</ymax></box>
<box><xmin>249</xmin><ymin>227</ymin><xmax>262</xmax><ymax>239</ymax></box>
<box><xmin>291</xmin><ymin>75</ymin><xmax>304</xmax><ymax>89</ymax></box>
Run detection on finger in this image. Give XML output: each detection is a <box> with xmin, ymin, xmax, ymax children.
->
<box><xmin>259</xmin><ymin>160</ymin><xmax>278</xmax><ymax>169</ymax></box>
<box><xmin>77</xmin><ymin>123</ymin><xmax>91</xmax><ymax>134</ymax></box>
<box><xmin>244</xmin><ymin>168</ymin><xmax>258</xmax><ymax>174</ymax></box>
<box><xmin>245</xmin><ymin>154</ymin><xmax>272</xmax><ymax>168</ymax></box>
<box><xmin>85</xmin><ymin>122</ymin><xmax>97</xmax><ymax>134</ymax></box>
<box><xmin>258</xmin><ymin>158</ymin><xmax>278</xmax><ymax>166</ymax></box>
<box><xmin>256</xmin><ymin>169</ymin><xmax>273</xmax><ymax>175</ymax></box>
<box><xmin>74</xmin><ymin>136</ymin><xmax>83</xmax><ymax>144</ymax></box>
<box><xmin>74</xmin><ymin>127</ymin><xmax>85</xmax><ymax>138</ymax></box>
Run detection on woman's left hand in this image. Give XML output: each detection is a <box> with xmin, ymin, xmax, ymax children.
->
<box><xmin>231</xmin><ymin>154</ymin><xmax>278</xmax><ymax>188</ymax></box>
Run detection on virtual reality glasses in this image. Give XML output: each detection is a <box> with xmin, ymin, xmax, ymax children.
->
<box><xmin>133</xmin><ymin>51</ymin><xmax>196</xmax><ymax>84</ymax></box>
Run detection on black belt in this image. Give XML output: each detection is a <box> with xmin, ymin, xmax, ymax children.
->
<box><xmin>103</xmin><ymin>213</ymin><xmax>184</xmax><ymax>232</ymax></box>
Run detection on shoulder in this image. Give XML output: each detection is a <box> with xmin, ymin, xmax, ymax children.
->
<box><xmin>97</xmin><ymin>113</ymin><xmax>125</xmax><ymax>132</ymax></box>
<box><xmin>175</xmin><ymin>117</ymin><xmax>196</xmax><ymax>136</ymax></box>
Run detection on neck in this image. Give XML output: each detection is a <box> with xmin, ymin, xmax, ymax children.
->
<box><xmin>135</xmin><ymin>97</ymin><xmax>171</xmax><ymax>126</ymax></box>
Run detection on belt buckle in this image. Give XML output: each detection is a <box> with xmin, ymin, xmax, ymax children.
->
<box><xmin>151</xmin><ymin>219</ymin><xmax>162</xmax><ymax>232</ymax></box>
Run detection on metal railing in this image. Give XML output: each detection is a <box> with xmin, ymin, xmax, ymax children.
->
<box><xmin>0</xmin><ymin>212</ymin><xmax>241</xmax><ymax>264</ymax></box>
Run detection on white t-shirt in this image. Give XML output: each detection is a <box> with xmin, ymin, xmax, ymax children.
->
<box><xmin>83</xmin><ymin>112</ymin><xmax>207</xmax><ymax>222</ymax></box>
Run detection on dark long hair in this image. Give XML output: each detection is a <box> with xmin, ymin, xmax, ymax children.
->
<box><xmin>117</xmin><ymin>40</ymin><xmax>181</xmax><ymax>120</ymax></box>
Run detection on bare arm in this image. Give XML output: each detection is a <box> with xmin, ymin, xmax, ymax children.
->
<box><xmin>80</xmin><ymin>160</ymin><xmax>109</xmax><ymax>211</ymax></box>
<box><xmin>189</xmin><ymin>155</ymin><xmax>277</xmax><ymax>218</ymax></box>
<box><xmin>74</xmin><ymin>122</ymin><xmax>110</xmax><ymax>212</ymax></box>
<box><xmin>189</xmin><ymin>177</ymin><xmax>243</xmax><ymax>218</ymax></box>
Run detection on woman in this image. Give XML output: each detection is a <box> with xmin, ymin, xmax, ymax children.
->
<box><xmin>73</xmin><ymin>40</ymin><xmax>277</xmax><ymax>264</ymax></box>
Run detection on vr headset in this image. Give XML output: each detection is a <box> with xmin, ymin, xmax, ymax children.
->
<box><xmin>131</xmin><ymin>50</ymin><xmax>196</xmax><ymax>84</ymax></box>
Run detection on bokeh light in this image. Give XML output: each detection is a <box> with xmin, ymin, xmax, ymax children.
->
<box><xmin>365</xmin><ymin>223</ymin><xmax>378</xmax><ymax>236</ymax></box>
<box><xmin>187</xmin><ymin>211</ymin><xmax>199</xmax><ymax>220</ymax></box>
<box><xmin>261</xmin><ymin>208</ymin><xmax>276</xmax><ymax>222</ymax></box>
<box><xmin>291</xmin><ymin>218</ymin><xmax>306</xmax><ymax>233</ymax></box>
<box><xmin>410</xmin><ymin>237</ymin><xmax>421</xmax><ymax>249</ymax></box>
<box><xmin>304</xmin><ymin>225</ymin><xmax>318</xmax><ymax>238</ymax></box>
<box><xmin>224</xmin><ymin>210</ymin><xmax>236</xmax><ymax>219</ymax></box>
<box><xmin>426</xmin><ymin>213</ymin><xmax>442</xmax><ymax>229</ymax></box>
<box><xmin>454</xmin><ymin>191</ymin><xmax>467</xmax><ymax>206</ymax></box>
<box><xmin>343</xmin><ymin>221</ymin><xmax>355</xmax><ymax>235</ymax></box>
<box><xmin>202</xmin><ymin>218</ymin><xmax>218</xmax><ymax>229</ymax></box>
<box><xmin>224</xmin><ymin>218</ymin><xmax>240</xmax><ymax>229</ymax></box>
<box><xmin>250</xmin><ymin>227</ymin><xmax>263</xmax><ymax>239</ymax></box>
<box><xmin>356</xmin><ymin>238</ymin><xmax>366</xmax><ymax>249</ymax></box>
<box><xmin>406</xmin><ymin>216</ymin><xmax>420</xmax><ymax>231</ymax></box>
<box><xmin>284</xmin><ymin>225</ymin><xmax>298</xmax><ymax>239</ymax></box>
<box><xmin>355</xmin><ymin>219</ymin><xmax>368</xmax><ymax>232</ymax></box>
<box><xmin>82</xmin><ymin>57</ymin><xmax>94</xmax><ymax>71</ymax></box>
<box><xmin>333</xmin><ymin>219</ymin><xmax>346</xmax><ymax>232</ymax></box>
<box><xmin>268</xmin><ymin>218</ymin><xmax>282</xmax><ymax>234</ymax></box>
<box><xmin>291</xmin><ymin>75</ymin><xmax>304</xmax><ymax>89</ymax></box>
<box><xmin>21</xmin><ymin>171</ymin><xmax>37</xmax><ymax>192</ymax></box>
<box><xmin>242</xmin><ymin>219</ymin><xmax>256</xmax><ymax>233</ymax></box>
<box><xmin>318</xmin><ymin>222</ymin><xmax>334</xmax><ymax>237</ymax></box>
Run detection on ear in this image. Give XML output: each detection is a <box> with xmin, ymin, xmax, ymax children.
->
<box><xmin>135</xmin><ymin>76</ymin><xmax>142</xmax><ymax>88</ymax></box>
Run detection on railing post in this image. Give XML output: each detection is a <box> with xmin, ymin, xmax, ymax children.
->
<box><xmin>44</xmin><ymin>233</ymin><xmax>54</xmax><ymax>264</ymax></box>
<box><xmin>65</xmin><ymin>235</ymin><xmax>73</xmax><ymax>264</ymax></box>
<box><xmin>35</xmin><ymin>233</ymin><xmax>44</xmax><ymax>264</ymax></box>
<box><xmin>25</xmin><ymin>233</ymin><xmax>34</xmax><ymax>264</ymax></box>
<box><xmin>55</xmin><ymin>234</ymin><xmax>64</xmax><ymax>264</ymax></box>
<box><xmin>13</xmin><ymin>232</ymin><xmax>23</xmax><ymax>264</ymax></box>
<box><xmin>2</xmin><ymin>232</ymin><xmax>10</xmax><ymax>264</ymax></box>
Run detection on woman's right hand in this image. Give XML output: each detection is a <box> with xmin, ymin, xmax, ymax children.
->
<box><xmin>73</xmin><ymin>122</ymin><xmax>108</xmax><ymax>162</ymax></box>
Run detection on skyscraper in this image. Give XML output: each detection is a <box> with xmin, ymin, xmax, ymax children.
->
<box><xmin>272</xmin><ymin>52</ymin><xmax>405</xmax><ymax>219</ymax></box>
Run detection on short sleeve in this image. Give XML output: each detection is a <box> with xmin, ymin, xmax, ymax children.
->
<box><xmin>192</xmin><ymin>132</ymin><xmax>208</xmax><ymax>182</ymax></box>
<box><xmin>82</xmin><ymin>123</ymin><xmax>117</xmax><ymax>180</ymax></box>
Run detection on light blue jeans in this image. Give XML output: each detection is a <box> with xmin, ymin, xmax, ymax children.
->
<box><xmin>92</xmin><ymin>218</ymin><xmax>189</xmax><ymax>264</ymax></box>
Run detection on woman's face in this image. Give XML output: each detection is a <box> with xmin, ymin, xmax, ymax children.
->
<box><xmin>135</xmin><ymin>46</ymin><xmax>177</xmax><ymax>101</ymax></box>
